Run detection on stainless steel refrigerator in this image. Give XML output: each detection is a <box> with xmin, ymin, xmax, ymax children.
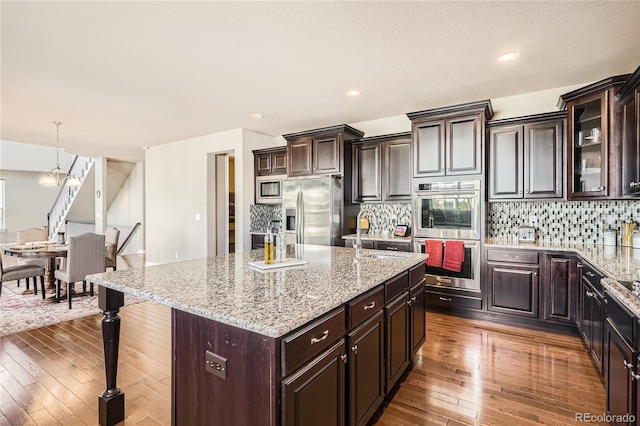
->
<box><xmin>282</xmin><ymin>175</ymin><xmax>344</xmax><ymax>246</ymax></box>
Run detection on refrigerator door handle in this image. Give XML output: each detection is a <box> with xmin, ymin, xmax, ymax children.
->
<box><xmin>299</xmin><ymin>191</ymin><xmax>304</xmax><ymax>243</ymax></box>
<box><xmin>296</xmin><ymin>191</ymin><xmax>302</xmax><ymax>244</ymax></box>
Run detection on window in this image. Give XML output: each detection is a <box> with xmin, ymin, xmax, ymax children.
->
<box><xmin>0</xmin><ymin>179</ymin><xmax>4</xmax><ymax>231</ymax></box>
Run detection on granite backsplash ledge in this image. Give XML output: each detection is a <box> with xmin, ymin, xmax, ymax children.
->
<box><xmin>488</xmin><ymin>200</ymin><xmax>640</xmax><ymax>244</ymax></box>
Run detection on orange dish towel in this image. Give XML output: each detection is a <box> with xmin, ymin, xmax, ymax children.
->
<box><xmin>442</xmin><ymin>240</ymin><xmax>465</xmax><ymax>272</ymax></box>
<box><xmin>425</xmin><ymin>240</ymin><xmax>443</xmax><ymax>267</ymax></box>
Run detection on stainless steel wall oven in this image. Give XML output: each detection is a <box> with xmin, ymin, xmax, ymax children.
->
<box><xmin>414</xmin><ymin>238</ymin><xmax>480</xmax><ymax>291</ymax></box>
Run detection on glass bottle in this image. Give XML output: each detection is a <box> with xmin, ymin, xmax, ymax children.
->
<box><xmin>264</xmin><ymin>229</ymin><xmax>274</xmax><ymax>264</ymax></box>
<box><xmin>276</xmin><ymin>229</ymin><xmax>286</xmax><ymax>263</ymax></box>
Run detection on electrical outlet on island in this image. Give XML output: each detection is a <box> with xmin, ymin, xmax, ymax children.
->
<box><xmin>528</xmin><ymin>215</ymin><xmax>538</xmax><ymax>227</ymax></box>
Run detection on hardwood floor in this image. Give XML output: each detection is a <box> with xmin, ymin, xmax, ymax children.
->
<box><xmin>0</xmin><ymin>305</ymin><xmax>605</xmax><ymax>425</ymax></box>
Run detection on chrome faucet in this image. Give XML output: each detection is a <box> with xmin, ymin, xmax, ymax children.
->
<box><xmin>355</xmin><ymin>209</ymin><xmax>376</xmax><ymax>259</ymax></box>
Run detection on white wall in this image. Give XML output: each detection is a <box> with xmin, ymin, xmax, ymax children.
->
<box><xmin>490</xmin><ymin>83</ymin><xmax>589</xmax><ymax>120</ymax></box>
<box><xmin>0</xmin><ymin>170</ymin><xmax>58</xmax><ymax>243</ymax></box>
<box><xmin>0</xmin><ymin>140</ymin><xmax>74</xmax><ymax>172</ymax></box>
<box><xmin>145</xmin><ymin>128</ymin><xmax>273</xmax><ymax>264</ymax></box>
<box><xmin>107</xmin><ymin>162</ymin><xmax>144</xmax><ymax>255</ymax></box>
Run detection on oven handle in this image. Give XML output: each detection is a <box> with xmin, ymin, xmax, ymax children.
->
<box><xmin>415</xmin><ymin>239</ymin><xmax>479</xmax><ymax>249</ymax></box>
<box><xmin>414</xmin><ymin>190</ymin><xmax>479</xmax><ymax>197</ymax></box>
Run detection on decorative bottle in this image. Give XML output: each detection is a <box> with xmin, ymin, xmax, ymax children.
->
<box><xmin>276</xmin><ymin>229</ymin><xmax>286</xmax><ymax>263</ymax></box>
<box><xmin>264</xmin><ymin>229</ymin><xmax>274</xmax><ymax>264</ymax></box>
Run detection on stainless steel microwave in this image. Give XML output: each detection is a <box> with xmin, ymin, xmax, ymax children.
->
<box><xmin>256</xmin><ymin>175</ymin><xmax>285</xmax><ymax>204</ymax></box>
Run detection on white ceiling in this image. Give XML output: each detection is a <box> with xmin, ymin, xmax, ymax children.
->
<box><xmin>2</xmin><ymin>1</ymin><xmax>639</xmax><ymax>162</ymax></box>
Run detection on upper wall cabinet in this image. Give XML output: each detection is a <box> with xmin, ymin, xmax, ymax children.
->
<box><xmin>616</xmin><ymin>66</ymin><xmax>640</xmax><ymax>198</ymax></box>
<box><xmin>283</xmin><ymin>125</ymin><xmax>364</xmax><ymax>177</ymax></box>
<box><xmin>352</xmin><ymin>132</ymin><xmax>412</xmax><ymax>203</ymax></box>
<box><xmin>407</xmin><ymin>100</ymin><xmax>493</xmax><ymax>178</ymax></box>
<box><xmin>559</xmin><ymin>74</ymin><xmax>629</xmax><ymax>200</ymax></box>
<box><xmin>487</xmin><ymin>112</ymin><xmax>565</xmax><ymax>201</ymax></box>
<box><xmin>253</xmin><ymin>147</ymin><xmax>287</xmax><ymax>176</ymax></box>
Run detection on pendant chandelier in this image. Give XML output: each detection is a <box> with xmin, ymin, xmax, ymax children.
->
<box><xmin>39</xmin><ymin>121</ymin><xmax>80</xmax><ymax>186</ymax></box>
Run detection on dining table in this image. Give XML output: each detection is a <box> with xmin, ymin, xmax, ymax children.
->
<box><xmin>3</xmin><ymin>242</ymin><xmax>68</xmax><ymax>300</ymax></box>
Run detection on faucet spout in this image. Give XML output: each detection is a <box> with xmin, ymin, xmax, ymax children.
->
<box><xmin>355</xmin><ymin>209</ymin><xmax>376</xmax><ymax>259</ymax></box>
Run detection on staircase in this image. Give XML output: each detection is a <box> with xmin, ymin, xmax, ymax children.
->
<box><xmin>47</xmin><ymin>156</ymin><xmax>95</xmax><ymax>240</ymax></box>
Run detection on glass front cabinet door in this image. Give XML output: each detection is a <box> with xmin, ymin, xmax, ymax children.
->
<box><xmin>567</xmin><ymin>91</ymin><xmax>609</xmax><ymax>198</ymax></box>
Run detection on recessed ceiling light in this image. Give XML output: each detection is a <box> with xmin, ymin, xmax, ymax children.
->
<box><xmin>346</xmin><ymin>90</ymin><xmax>361</xmax><ymax>96</ymax></box>
<box><xmin>250</xmin><ymin>113</ymin><xmax>264</xmax><ymax>119</ymax></box>
<box><xmin>498</xmin><ymin>51</ymin><xmax>519</xmax><ymax>62</ymax></box>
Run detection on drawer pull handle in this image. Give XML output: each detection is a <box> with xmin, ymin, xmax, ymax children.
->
<box><xmin>386</xmin><ymin>246</ymin><xmax>398</xmax><ymax>251</ymax></box>
<box><xmin>504</xmin><ymin>255</ymin><xmax>519</xmax><ymax>259</ymax></box>
<box><xmin>363</xmin><ymin>301</ymin><xmax>376</xmax><ymax>310</ymax></box>
<box><xmin>585</xmin><ymin>271</ymin><xmax>595</xmax><ymax>278</ymax></box>
<box><xmin>438</xmin><ymin>277</ymin><xmax>452</xmax><ymax>284</ymax></box>
<box><xmin>310</xmin><ymin>330</ymin><xmax>329</xmax><ymax>345</ymax></box>
<box><xmin>439</xmin><ymin>296</ymin><xmax>452</xmax><ymax>302</ymax></box>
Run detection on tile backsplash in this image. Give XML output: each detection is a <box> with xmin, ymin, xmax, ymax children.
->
<box><xmin>488</xmin><ymin>200</ymin><xmax>640</xmax><ymax>244</ymax></box>
<box><xmin>360</xmin><ymin>202</ymin><xmax>412</xmax><ymax>234</ymax></box>
<box><xmin>250</xmin><ymin>204</ymin><xmax>282</xmax><ymax>232</ymax></box>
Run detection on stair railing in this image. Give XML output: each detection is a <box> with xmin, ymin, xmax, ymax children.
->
<box><xmin>117</xmin><ymin>222</ymin><xmax>141</xmax><ymax>255</ymax></box>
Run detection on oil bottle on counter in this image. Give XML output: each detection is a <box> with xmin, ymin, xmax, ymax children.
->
<box><xmin>264</xmin><ymin>228</ymin><xmax>275</xmax><ymax>264</ymax></box>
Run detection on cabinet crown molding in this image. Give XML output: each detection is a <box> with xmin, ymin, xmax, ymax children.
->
<box><xmin>486</xmin><ymin>111</ymin><xmax>566</xmax><ymax>127</ymax></box>
<box><xmin>615</xmin><ymin>65</ymin><xmax>640</xmax><ymax>102</ymax></box>
<box><xmin>252</xmin><ymin>146</ymin><xmax>286</xmax><ymax>155</ymax></box>
<box><xmin>282</xmin><ymin>124</ymin><xmax>364</xmax><ymax>141</ymax></box>
<box><xmin>352</xmin><ymin>131</ymin><xmax>411</xmax><ymax>144</ymax></box>
<box><xmin>406</xmin><ymin>100</ymin><xmax>493</xmax><ymax>122</ymax></box>
<box><xmin>557</xmin><ymin>74</ymin><xmax>630</xmax><ymax>109</ymax></box>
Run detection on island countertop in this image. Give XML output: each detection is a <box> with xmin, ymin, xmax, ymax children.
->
<box><xmin>86</xmin><ymin>244</ymin><xmax>426</xmax><ymax>338</ymax></box>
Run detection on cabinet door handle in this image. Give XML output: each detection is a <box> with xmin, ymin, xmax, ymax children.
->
<box><xmin>533</xmin><ymin>272</ymin><xmax>538</xmax><ymax>277</ymax></box>
<box><xmin>624</xmin><ymin>360</ymin><xmax>633</xmax><ymax>369</ymax></box>
<box><xmin>340</xmin><ymin>354</ymin><xmax>347</xmax><ymax>363</ymax></box>
<box><xmin>363</xmin><ymin>301</ymin><xmax>376</xmax><ymax>310</ymax></box>
<box><xmin>439</xmin><ymin>296</ymin><xmax>452</xmax><ymax>302</ymax></box>
<box><xmin>411</xmin><ymin>296</ymin><xmax>417</xmax><ymax>302</ymax></box>
<box><xmin>384</xmin><ymin>193</ymin><xmax>389</xmax><ymax>198</ymax></box>
<box><xmin>310</xmin><ymin>330</ymin><xmax>329</xmax><ymax>345</ymax></box>
<box><xmin>351</xmin><ymin>345</ymin><xmax>358</xmax><ymax>354</ymax></box>
<box><xmin>586</xmin><ymin>291</ymin><xmax>594</xmax><ymax>298</ymax></box>
<box><xmin>577</xmin><ymin>263</ymin><xmax>583</xmax><ymax>268</ymax></box>
<box><xmin>440</xmin><ymin>169</ymin><xmax>444</xmax><ymax>173</ymax></box>
<box><xmin>407</xmin><ymin>300</ymin><xmax>412</xmax><ymax>306</ymax></box>
<box><xmin>518</xmin><ymin>191</ymin><xmax>523</xmax><ymax>195</ymax></box>
<box><xmin>525</xmin><ymin>191</ymin><xmax>529</xmax><ymax>194</ymax></box>
<box><xmin>585</xmin><ymin>271</ymin><xmax>595</xmax><ymax>278</ymax></box>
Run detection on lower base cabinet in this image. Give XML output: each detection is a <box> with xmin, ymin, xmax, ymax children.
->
<box><xmin>348</xmin><ymin>311</ymin><xmax>385</xmax><ymax>426</ymax></box>
<box><xmin>605</xmin><ymin>319</ymin><xmax>635</xmax><ymax>426</ymax></box>
<box><xmin>385</xmin><ymin>291</ymin><xmax>410</xmax><ymax>393</ymax></box>
<box><xmin>282</xmin><ymin>340</ymin><xmax>347</xmax><ymax>426</ymax></box>
<box><xmin>409</xmin><ymin>281</ymin><xmax>426</xmax><ymax>357</ymax></box>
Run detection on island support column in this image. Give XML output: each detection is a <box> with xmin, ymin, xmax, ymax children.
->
<box><xmin>98</xmin><ymin>286</ymin><xmax>125</xmax><ymax>426</ymax></box>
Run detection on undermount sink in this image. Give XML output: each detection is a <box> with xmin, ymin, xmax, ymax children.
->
<box><xmin>362</xmin><ymin>253</ymin><xmax>406</xmax><ymax>260</ymax></box>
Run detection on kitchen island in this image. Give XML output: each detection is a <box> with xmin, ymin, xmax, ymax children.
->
<box><xmin>86</xmin><ymin>245</ymin><xmax>427</xmax><ymax>426</ymax></box>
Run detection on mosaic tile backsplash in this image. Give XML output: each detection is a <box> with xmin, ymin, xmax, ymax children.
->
<box><xmin>360</xmin><ymin>202</ymin><xmax>412</xmax><ymax>235</ymax></box>
<box><xmin>488</xmin><ymin>200</ymin><xmax>640</xmax><ymax>244</ymax></box>
<box><xmin>250</xmin><ymin>204</ymin><xmax>282</xmax><ymax>232</ymax></box>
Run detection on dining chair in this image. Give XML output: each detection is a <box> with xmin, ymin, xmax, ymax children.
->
<box><xmin>16</xmin><ymin>227</ymin><xmax>49</xmax><ymax>291</ymax></box>
<box><xmin>54</xmin><ymin>233</ymin><xmax>105</xmax><ymax>309</ymax></box>
<box><xmin>104</xmin><ymin>227</ymin><xmax>120</xmax><ymax>271</ymax></box>
<box><xmin>0</xmin><ymin>254</ymin><xmax>45</xmax><ymax>298</ymax></box>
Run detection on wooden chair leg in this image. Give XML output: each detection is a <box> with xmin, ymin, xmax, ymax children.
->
<box><xmin>17</xmin><ymin>279</ymin><xmax>20</xmax><ymax>288</ymax></box>
<box><xmin>33</xmin><ymin>277</ymin><xmax>38</xmax><ymax>296</ymax></box>
<box><xmin>68</xmin><ymin>282</ymin><xmax>72</xmax><ymax>309</ymax></box>
<box><xmin>90</xmin><ymin>281</ymin><xmax>94</xmax><ymax>296</ymax></box>
<box><xmin>26</xmin><ymin>277</ymin><xmax>30</xmax><ymax>290</ymax></box>
<box><xmin>56</xmin><ymin>279</ymin><xmax>61</xmax><ymax>303</ymax></box>
<box><xmin>40</xmin><ymin>276</ymin><xmax>46</xmax><ymax>300</ymax></box>
<box><xmin>83</xmin><ymin>280</ymin><xmax>87</xmax><ymax>292</ymax></box>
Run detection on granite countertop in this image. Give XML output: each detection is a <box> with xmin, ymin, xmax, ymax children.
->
<box><xmin>485</xmin><ymin>238</ymin><xmax>640</xmax><ymax>318</ymax></box>
<box><xmin>342</xmin><ymin>233</ymin><xmax>413</xmax><ymax>243</ymax></box>
<box><xmin>86</xmin><ymin>245</ymin><xmax>426</xmax><ymax>338</ymax></box>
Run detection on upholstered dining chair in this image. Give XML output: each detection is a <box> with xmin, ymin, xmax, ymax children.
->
<box><xmin>104</xmin><ymin>227</ymin><xmax>120</xmax><ymax>271</ymax></box>
<box><xmin>54</xmin><ymin>233</ymin><xmax>105</xmax><ymax>309</ymax></box>
<box><xmin>0</xmin><ymin>253</ymin><xmax>45</xmax><ymax>298</ymax></box>
<box><xmin>16</xmin><ymin>227</ymin><xmax>49</xmax><ymax>291</ymax></box>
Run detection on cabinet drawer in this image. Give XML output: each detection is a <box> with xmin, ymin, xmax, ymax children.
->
<box><xmin>385</xmin><ymin>271</ymin><xmax>409</xmax><ymax>302</ymax></box>
<box><xmin>343</xmin><ymin>239</ymin><xmax>375</xmax><ymax>249</ymax></box>
<box><xmin>606</xmin><ymin>292</ymin><xmax>634</xmax><ymax>344</ymax></box>
<box><xmin>426</xmin><ymin>290</ymin><xmax>482</xmax><ymax>310</ymax></box>
<box><xmin>282</xmin><ymin>307</ymin><xmax>346</xmax><ymax>376</ymax></box>
<box><xmin>487</xmin><ymin>249</ymin><xmax>538</xmax><ymax>264</ymax></box>
<box><xmin>579</xmin><ymin>261</ymin><xmax>604</xmax><ymax>295</ymax></box>
<box><xmin>374</xmin><ymin>241</ymin><xmax>411</xmax><ymax>252</ymax></box>
<box><xmin>348</xmin><ymin>286</ymin><xmax>384</xmax><ymax>329</ymax></box>
<box><xmin>410</xmin><ymin>262</ymin><xmax>426</xmax><ymax>287</ymax></box>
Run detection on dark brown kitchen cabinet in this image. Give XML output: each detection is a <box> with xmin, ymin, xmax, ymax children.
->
<box><xmin>407</xmin><ymin>100</ymin><xmax>493</xmax><ymax>178</ymax></box>
<box><xmin>605</xmin><ymin>320</ymin><xmax>635</xmax><ymax>426</ymax></box>
<box><xmin>577</xmin><ymin>260</ymin><xmax>605</xmax><ymax>374</ymax></box>
<box><xmin>282</xmin><ymin>339</ymin><xmax>347</xmax><ymax>426</ymax></box>
<box><xmin>284</xmin><ymin>125</ymin><xmax>364</xmax><ymax>177</ymax></box>
<box><xmin>487</xmin><ymin>112</ymin><xmax>565</xmax><ymax>201</ymax></box>
<box><xmin>486</xmin><ymin>249</ymin><xmax>539</xmax><ymax>318</ymax></box>
<box><xmin>342</xmin><ymin>238</ymin><xmax>411</xmax><ymax>252</ymax></box>
<box><xmin>560</xmin><ymin>75</ymin><xmax>628</xmax><ymax>200</ymax></box>
<box><xmin>617</xmin><ymin>66</ymin><xmax>640</xmax><ymax>197</ymax></box>
<box><xmin>343</xmin><ymin>239</ymin><xmax>375</xmax><ymax>249</ymax></box>
<box><xmin>409</xmin><ymin>280</ymin><xmax>426</xmax><ymax>358</ymax></box>
<box><xmin>352</xmin><ymin>132</ymin><xmax>411</xmax><ymax>202</ymax></box>
<box><xmin>347</xmin><ymin>310</ymin><xmax>384</xmax><ymax>426</ymax></box>
<box><xmin>254</xmin><ymin>147</ymin><xmax>287</xmax><ymax>176</ymax></box>
<box><xmin>543</xmin><ymin>254</ymin><xmax>576</xmax><ymax>324</ymax></box>
<box><xmin>384</xmin><ymin>291</ymin><xmax>410</xmax><ymax>393</ymax></box>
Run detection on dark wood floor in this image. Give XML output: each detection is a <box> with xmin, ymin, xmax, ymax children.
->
<box><xmin>1</xmin><ymin>304</ymin><xmax>606</xmax><ymax>425</ymax></box>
